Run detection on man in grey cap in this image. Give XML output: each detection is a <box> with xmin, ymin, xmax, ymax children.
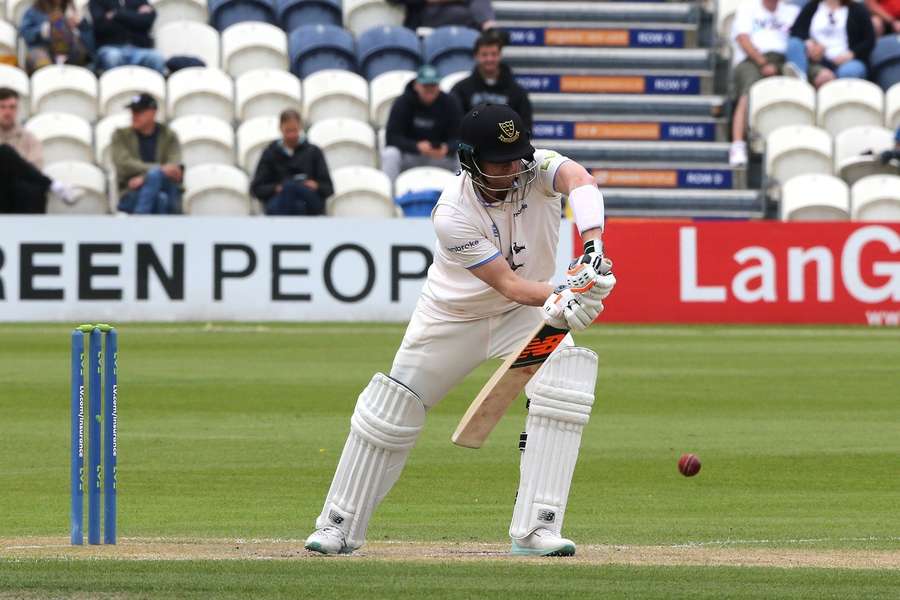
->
<box><xmin>111</xmin><ymin>93</ymin><xmax>183</xmax><ymax>214</ymax></box>
<box><xmin>381</xmin><ymin>64</ymin><xmax>463</xmax><ymax>183</ymax></box>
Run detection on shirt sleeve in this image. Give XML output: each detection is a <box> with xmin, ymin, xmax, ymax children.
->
<box><xmin>731</xmin><ymin>2</ymin><xmax>754</xmax><ymax>39</ymax></box>
<box><xmin>432</xmin><ymin>205</ymin><xmax>500</xmax><ymax>270</ymax></box>
<box><xmin>533</xmin><ymin>149</ymin><xmax>570</xmax><ymax>196</ymax></box>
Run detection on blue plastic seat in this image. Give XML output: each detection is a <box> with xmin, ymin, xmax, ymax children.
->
<box><xmin>276</xmin><ymin>0</ymin><xmax>341</xmax><ymax>32</ymax></box>
<box><xmin>288</xmin><ymin>25</ymin><xmax>357</xmax><ymax>78</ymax></box>
<box><xmin>870</xmin><ymin>35</ymin><xmax>900</xmax><ymax>92</ymax></box>
<box><xmin>422</xmin><ymin>26</ymin><xmax>479</xmax><ymax>77</ymax></box>
<box><xmin>395</xmin><ymin>189</ymin><xmax>441</xmax><ymax>217</ymax></box>
<box><xmin>209</xmin><ymin>0</ymin><xmax>277</xmax><ymax>32</ymax></box>
<box><xmin>357</xmin><ymin>25</ymin><xmax>421</xmax><ymax>81</ymax></box>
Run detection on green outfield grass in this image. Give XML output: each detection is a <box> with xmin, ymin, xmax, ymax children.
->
<box><xmin>0</xmin><ymin>323</ymin><xmax>898</xmax><ymax>598</ymax></box>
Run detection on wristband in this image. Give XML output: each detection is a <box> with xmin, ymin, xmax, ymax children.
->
<box><xmin>569</xmin><ymin>184</ymin><xmax>605</xmax><ymax>234</ymax></box>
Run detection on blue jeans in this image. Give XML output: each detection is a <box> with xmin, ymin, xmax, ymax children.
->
<box><xmin>97</xmin><ymin>44</ymin><xmax>166</xmax><ymax>74</ymax></box>
<box><xmin>786</xmin><ymin>37</ymin><xmax>868</xmax><ymax>80</ymax></box>
<box><xmin>266</xmin><ymin>181</ymin><xmax>324</xmax><ymax>216</ymax></box>
<box><xmin>118</xmin><ymin>168</ymin><xmax>181</xmax><ymax>214</ymax></box>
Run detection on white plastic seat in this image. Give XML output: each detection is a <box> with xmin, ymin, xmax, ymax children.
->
<box><xmin>43</xmin><ymin>160</ymin><xmax>108</xmax><ymax>214</ymax></box>
<box><xmin>328</xmin><ymin>165</ymin><xmax>395</xmax><ymax>216</ymax></box>
<box><xmin>765</xmin><ymin>125</ymin><xmax>832</xmax><ymax>183</ymax></box>
<box><xmin>234</xmin><ymin>68</ymin><xmax>301</xmax><ymax>122</ymax></box>
<box><xmin>302</xmin><ymin>69</ymin><xmax>369</xmax><ymax>124</ymax></box>
<box><xmin>221</xmin><ymin>22</ymin><xmax>288</xmax><ymax>78</ymax></box>
<box><xmin>0</xmin><ymin>64</ymin><xmax>29</xmax><ymax>119</ymax></box>
<box><xmin>99</xmin><ymin>66</ymin><xmax>166</xmax><ymax>118</ymax></box>
<box><xmin>395</xmin><ymin>166</ymin><xmax>455</xmax><ymax>196</ymax></box>
<box><xmin>166</xmin><ymin>67</ymin><xmax>234</xmax><ymax>121</ymax></box>
<box><xmin>93</xmin><ymin>112</ymin><xmax>132</xmax><ymax>166</ymax></box>
<box><xmin>307</xmin><ymin>117</ymin><xmax>376</xmax><ymax>170</ymax></box>
<box><xmin>851</xmin><ymin>175</ymin><xmax>900</xmax><ymax>221</ymax></box>
<box><xmin>155</xmin><ymin>21</ymin><xmax>221</xmax><ymax>68</ymax></box>
<box><xmin>151</xmin><ymin>0</ymin><xmax>209</xmax><ymax>33</ymax></box>
<box><xmin>781</xmin><ymin>174</ymin><xmax>850</xmax><ymax>221</ymax></box>
<box><xmin>169</xmin><ymin>115</ymin><xmax>235</xmax><ymax>167</ymax></box>
<box><xmin>369</xmin><ymin>69</ymin><xmax>415</xmax><ymax>128</ymax></box>
<box><xmin>183</xmin><ymin>164</ymin><xmax>251</xmax><ymax>215</ymax></box>
<box><xmin>30</xmin><ymin>65</ymin><xmax>98</xmax><ymax>122</ymax></box>
<box><xmin>749</xmin><ymin>76</ymin><xmax>816</xmax><ymax>152</ymax></box>
<box><xmin>236</xmin><ymin>115</ymin><xmax>279</xmax><ymax>173</ymax></box>
<box><xmin>343</xmin><ymin>0</ymin><xmax>404</xmax><ymax>37</ymax></box>
<box><xmin>6</xmin><ymin>0</ymin><xmax>30</xmax><ymax>26</ymax></box>
<box><xmin>833</xmin><ymin>126</ymin><xmax>896</xmax><ymax>186</ymax></box>
<box><xmin>439</xmin><ymin>70</ymin><xmax>468</xmax><ymax>94</ymax></box>
<box><xmin>817</xmin><ymin>79</ymin><xmax>885</xmax><ymax>138</ymax></box>
<box><xmin>0</xmin><ymin>18</ymin><xmax>15</xmax><ymax>60</ymax></box>
<box><xmin>886</xmin><ymin>82</ymin><xmax>900</xmax><ymax>130</ymax></box>
<box><xmin>25</xmin><ymin>112</ymin><xmax>93</xmax><ymax>165</ymax></box>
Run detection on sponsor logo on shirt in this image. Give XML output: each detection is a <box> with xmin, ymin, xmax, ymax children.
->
<box><xmin>447</xmin><ymin>240</ymin><xmax>480</xmax><ymax>253</ymax></box>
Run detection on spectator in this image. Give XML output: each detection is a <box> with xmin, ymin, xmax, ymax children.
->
<box><xmin>88</xmin><ymin>0</ymin><xmax>165</xmax><ymax>74</ymax></box>
<box><xmin>250</xmin><ymin>109</ymin><xmax>333</xmax><ymax>216</ymax></box>
<box><xmin>112</xmin><ymin>94</ymin><xmax>183</xmax><ymax>215</ymax></box>
<box><xmin>381</xmin><ymin>65</ymin><xmax>462</xmax><ymax>183</ymax></box>
<box><xmin>786</xmin><ymin>0</ymin><xmax>876</xmax><ymax>88</ymax></box>
<box><xmin>728</xmin><ymin>0</ymin><xmax>801</xmax><ymax>166</ymax></box>
<box><xmin>0</xmin><ymin>87</ymin><xmax>76</xmax><ymax>213</ymax></box>
<box><xmin>389</xmin><ymin>0</ymin><xmax>495</xmax><ymax>31</ymax></box>
<box><xmin>19</xmin><ymin>0</ymin><xmax>90</xmax><ymax>75</ymax></box>
<box><xmin>879</xmin><ymin>126</ymin><xmax>900</xmax><ymax>169</ymax></box>
<box><xmin>450</xmin><ymin>30</ymin><xmax>532</xmax><ymax>130</ymax></box>
<box><xmin>865</xmin><ymin>0</ymin><xmax>900</xmax><ymax>36</ymax></box>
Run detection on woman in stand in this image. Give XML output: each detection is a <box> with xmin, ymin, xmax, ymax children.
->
<box><xmin>20</xmin><ymin>0</ymin><xmax>90</xmax><ymax>74</ymax></box>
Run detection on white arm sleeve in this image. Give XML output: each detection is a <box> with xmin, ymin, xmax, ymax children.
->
<box><xmin>568</xmin><ymin>184</ymin><xmax>605</xmax><ymax>234</ymax></box>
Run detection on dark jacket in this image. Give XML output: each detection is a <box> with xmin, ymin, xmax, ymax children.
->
<box><xmin>450</xmin><ymin>63</ymin><xmax>533</xmax><ymax>130</ymax></box>
<box><xmin>89</xmin><ymin>0</ymin><xmax>156</xmax><ymax>49</ymax></box>
<box><xmin>386</xmin><ymin>81</ymin><xmax>463</xmax><ymax>154</ymax></box>
<box><xmin>388</xmin><ymin>0</ymin><xmax>494</xmax><ymax>30</ymax></box>
<box><xmin>789</xmin><ymin>0</ymin><xmax>876</xmax><ymax>62</ymax></box>
<box><xmin>111</xmin><ymin>123</ymin><xmax>181</xmax><ymax>196</ymax></box>
<box><xmin>250</xmin><ymin>140</ymin><xmax>333</xmax><ymax>202</ymax></box>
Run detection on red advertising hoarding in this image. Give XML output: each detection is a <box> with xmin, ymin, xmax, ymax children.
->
<box><xmin>592</xmin><ymin>222</ymin><xmax>900</xmax><ymax>325</ymax></box>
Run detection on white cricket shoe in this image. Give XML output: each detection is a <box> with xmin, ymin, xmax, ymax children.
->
<box><xmin>304</xmin><ymin>526</ymin><xmax>351</xmax><ymax>555</ymax></box>
<box><xmin>510</xmin><ymin>528</ymin><xmax>576</xmax><ymax>557</ymax></box>
<box><xmin>729</xmin><ymin>141</ymin><xmax>748</xmax><ymax>166</ymax></box>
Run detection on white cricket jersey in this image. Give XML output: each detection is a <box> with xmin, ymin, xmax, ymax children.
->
<box><xmin>418</xmin><ymin>149</ymin><xmax>570</xmax><ymax>321</ymax></box>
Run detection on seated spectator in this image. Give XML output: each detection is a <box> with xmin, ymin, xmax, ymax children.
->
<box><xmin>112</xmin><ymin>94</ymin><xmax>183</xmax><ymax>214</ymax></box>
<box><xmin>879</xmin><ymin>126</ymin><xmax>900</xmax><ymax>169</ymax></box>
<box><xmin>89</xmin><ymin>0</ymin><xmax>165</xmax><ymax>74</ymax></box>
<box><xmin>0</xmin><ymin>87</ymin><xmax>76</xmax><ymax>213</ymax></box>
<box><xmin>250</xmin><ymin>110</ymin><xmax>333</xmax><ymax>216</ymax></box>
<box><xmin>728</xmin><ymin>0</ymin><xmax>800</xmax><ymax>166</ymax></box>
<box><xmin>19</xmin><ymin>0</ymin><xmax>91</xmax><ymax>75</ymax></box>
<box><xmin>865</xmin><ymin>0</ymin><xmax>900</xmax><ymax>36</ymax></box>
<box><xmin>450</xmin><ymin>30</ymin><xmax>532</xmax><ymax>130</ymax></box>
<box><xmin>389</xmin><ymin>0</ymin><xmax>495</xmax><ymax>31</ymax></box>
<box><xmin>786</xmin><ymin>0</ymin><xmax>876</xmax><ymax>88</ymax></box>
<box><xmin>381</xmin><ymin>65</ymin><xmax>462</xmax><ymax>183</ymax></box>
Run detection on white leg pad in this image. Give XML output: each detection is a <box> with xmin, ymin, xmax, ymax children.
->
<box><xmin>315</xmin><ymin>373</ymin><xmax>425</xmax><ymax>550</ymax></box>
<box><xmin>509</xmin><ymin>346</ymin><xmax>597</xmax><ymax>539</ymax></box>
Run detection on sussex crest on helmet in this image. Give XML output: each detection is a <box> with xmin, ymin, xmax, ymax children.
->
<box><xmin>498</xmin><ymin>120</ymin><xmax>520</xmax><ymax>144</ymax></box>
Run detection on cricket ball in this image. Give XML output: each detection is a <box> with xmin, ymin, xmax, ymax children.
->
<box><xmin>678</xmin><ymin>453</ymin><xmax>701</xmax><ymax>477</ymax></box>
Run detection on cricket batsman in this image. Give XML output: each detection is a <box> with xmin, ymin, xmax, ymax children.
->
<box><xmin>305</xmin><ymin>104</ymin><xmax>615</xmax><ymax>556</ymax></box>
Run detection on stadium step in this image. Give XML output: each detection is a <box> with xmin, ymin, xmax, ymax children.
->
<box><xmin>584</xmin><ymin>162</ymin><xmax>746</xmax><ymax>190</ymax></box>
<box><xmin>493</xmin><ymin>1</ymin><xmax>700</xmax><ymax>24</ymax></box>
<box><xmin>548</xmin><ymin>140</ymin><xmax>730</xmax><ymax>163</ymax></box>
<box><xmin>530</xmin><ymin>93</ymin><xmax>725</xmax><ymax>118</ymax></box>
<box><xmin>602</xmin><ymin>188</ymin><xmax>765</xmax><ymax>219</ymax></box>
<box><xmin>504</xmin><ymin>47</ymin><xmax>712</xmax><ymax>71</ymax></box>
<box><xmin>514</xmin><ymin>70</ymin><xmax>713</xmax><ymax>95</ymax></box>
<box><xmin>498</xmin><ymin>22</ymin><xmax>699</xmax><ymax>49</ymax></box>
<box><xmin>532</xmin><ymin>114</ymin><xmax>725</xmax><ymax>142</ymax></box>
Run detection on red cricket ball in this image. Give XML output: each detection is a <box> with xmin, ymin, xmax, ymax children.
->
<box><xmin>678</xmin><ymin>453</ymin><xmax>701</xmax><ymax>477</ymax></box>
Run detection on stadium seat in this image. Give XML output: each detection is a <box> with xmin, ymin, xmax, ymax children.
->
<box><xmin>94</xmin><ymin>112</ymin><xmax>132</xmax><ymax>166</ymax></box>
<box><xmin>43</xmin><ymin>160</ymin><xmax>108</xmax><ymax>214</ymax></box>
<box><xmin>422</xmin><ymin>26</ymin><xmax>479</xmax><ymax>78</ymax></box>
<box><xmin>343</xmin><ymin>0</ymin><xmax>404</xmax><ymax>37</ymax></box>
<box><xmin>0</xmin><ymin>64</ymin><xmax>29</xmax><ymax>119</ymax></box>
<box><xmin>817</xmin><ymin>79</ymin><xmax>884</xmax><ymax>138</ymax></box>
<box><xmin>328</xmin><ymin>165</ymin><xmax>395</xmax><ymax>217</ymax></box>
<box><xmin>235</xmin><ymin>68</ymin><xmax>301</xmax><ymax>122</ymax></box>
<box><xmin>150</xmin><ymin>0</ymin><xmax>209</xmax><ymax>33</ymax></box>
<box><xmin>886</xmin><ymin>82</ymin><xmax>900</xmax><ymax>130</ymax></box>
<box><xmin>395</xmin><ymin>166</ymin><xmax>455</xmax><ymax>196</ymax></box>
<box><xmin>208</xmin><ymin>0</ymin><xmax>276</xmax><ymax>32</ymax></box>
<box><xmin>155</xmin><ymin>21</ymin><xmax>221</xmax><ymax>68</ymax></box>
<box><xmin>30</xmin><ymin>65</ymin><xmax>97</xmax><ymax>122</ymax></box>
<box><xmin>749</xmin><ymin>76</ymin><xmax>816</xmax><ymax>152</ymax></box>
<box><xmin>98</xmin><ymin>66</ymin><xmax>166</xmax><ymax>118</ymax></box>
<box><xmin>369</xmin><ymin>69</ymin><xmax>415</xmax><ymax>128</ymax></box>
<box><xmin>182</xmin><ymin>164</ymin><xmax>251</xmax><ymax>215</ymax></box>
<box><xmin>0</xmin><ymin>18</ymin><xmax>15</xmax><ymax>64</ymax></box>
<box><xmin>765</xmin><ymin>125</ymin><xmax>832</xmax><ymax>183</ymax></box>
<box><xmin>169</xmin><ymin>115</ymin><xmax>236</xmax><ymax>168</ymax></box>
<box><xmin>288</xmin><ymin>24</ymin><xmax>356</xmax><ymax>78</ymax></box>
<box><xmin>717</xmin><ymin>0</ymin><xmax>741</xmax><ymax>61</ymax></box>
<box><xmin>850</xmin><ymin>175</ymin><xmax>900</xmax><ymax>221</ymax></box>
<box><xmin>25</xmin><ymin>112</ymin><xmax>93</xmax><ymax>165</ymax></box>
<box><xmin>870</xmin><ymin>34</ymin><xmax>900</xmax><ymax>92</ymax></box>
<box><xmin>277</xmin><ymin>0</ymin><xmax>341</xmax><ymax>31</ymax></box>
<box><xmin>833</xmin><ymin>126</ymin><xmax>896</xmax><ymax>186</ymax></box>
<box><xmin>166</xmin><ymin>67</ymin><xmax>234</xmax><ymax>121</ymax></box>
<box><xmin>781</xmin><ymin>174</ymin><xmax>849</xmax><ymax>221</ymax></box>
<box><xmin>439</xmin><ymin>70</ymin><xmax>468</xmax><ymax>93</ymax></box>
<box><xmin>221</xmin><ymin>22</ymin><xmax>288</xmax><ymax>78</ymax></box>
<box><xmin>307</xmin><ymin>117</ymin><xmax>376</xmax><ymax>170</ymax></box>
<box><xmin>357</xmin><ymin>25</ymin><xmax>421</xmax><ymax>81</ymax></box>
<box><xmin>6</xmin><ymin>0</ymin><xmax>30</xmax><ymax>26</ymax></box>
<box><xmin>302</xmin><ymin>68</ymin><xmax>369</xmax><ymax>124</ymax></box>
<box><xmin>236</xmin><ymin>115</ymin><xmax>279</xmax><ymax>173</ymax></box>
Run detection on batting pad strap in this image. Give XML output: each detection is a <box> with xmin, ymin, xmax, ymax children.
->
<box><xmin>568</xmin><ymin>184</ymin><xmax>605</xmax><ymax>235</ymax></box>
